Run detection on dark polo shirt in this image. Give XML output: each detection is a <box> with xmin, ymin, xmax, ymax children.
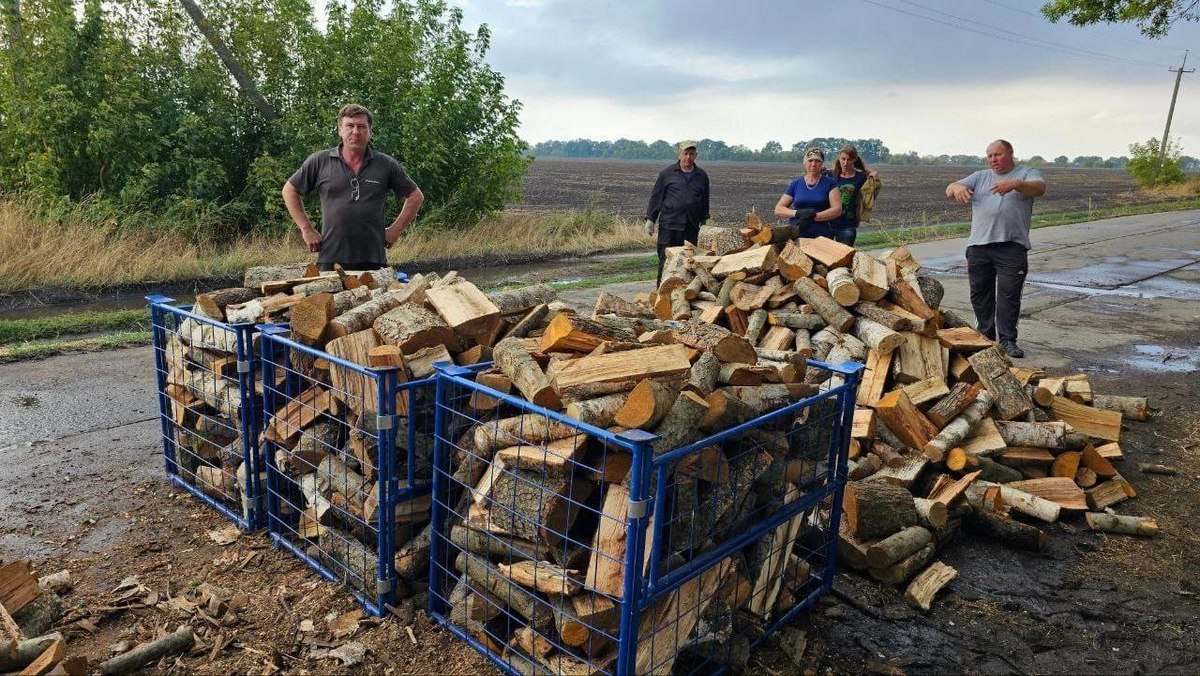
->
<box><xmin>289</xmin><ymin>145</ymin><xmax>418</xmax><ymax>267</ymax></box>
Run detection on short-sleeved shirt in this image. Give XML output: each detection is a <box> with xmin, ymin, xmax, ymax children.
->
<box><xmin>832</xmin><ymin>171</ymin><xmax>869</xmax><ymax>229</ymax></box>
<box><xmin>289</xmin><ymin>145</ymin><xmax>419</xmax><ymax>266</ymax></box>
<box><xmin>785</xmin><ymin>174</ymin><xmax>840</xmax><ymax>238</ymax></box>
<box><xmin>956</xmin><ymin>166</ymin><xmax>1044</xmax><ymax>250</ymax></box>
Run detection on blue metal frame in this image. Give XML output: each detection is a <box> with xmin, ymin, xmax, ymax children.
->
<box><xmin>146</xmin><ymin>295</ymin><xmax>265</xmax><ymax>530</ymax></box>
<box><xmin>427</xmin><ymin>357</ymin><xmax>863</xmax><ymax>676</ymax></box>
<box><xmin>259</xmin><ymin>326</ymin><xmax>436</xmax><ymax>616</ymax></box>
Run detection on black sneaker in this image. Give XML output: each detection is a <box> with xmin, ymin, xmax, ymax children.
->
<box><xmin>1000</xmin><ymin>340</ymin><xmax>1024</xmax><ymax>358</ymax></box>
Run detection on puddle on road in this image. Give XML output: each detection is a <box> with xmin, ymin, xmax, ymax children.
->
<box><xmin>1120</xmin><ymin>344</ymin><xmax>1200</xmax><ymax>373</ymax></box>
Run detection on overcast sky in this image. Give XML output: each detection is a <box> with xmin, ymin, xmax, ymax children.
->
<box><xmin>445</xmin><ymin>0</ymin><xmax>1200</xmax><ymax>158</ymax></box>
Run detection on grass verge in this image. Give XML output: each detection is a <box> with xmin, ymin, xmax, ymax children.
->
<box><xmin>0</xmin><ymin>330</ymin><xmax>152</xmax><ymax>362</ymax></box>
<box><xmin>0</xmin><ymin>308</ymin><xmax>150</xmax><ymax>343</ymax></box>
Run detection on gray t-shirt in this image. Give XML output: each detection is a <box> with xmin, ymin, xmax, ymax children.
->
<box><xmin>956</xmin><ymin>166</ymin><xmax>1044</xmax><ymax>249</ymax></box>
<box><xmin>289</xmin><ymin>145</ymin><xmax>418</xmax><ymax>266</ymax></box>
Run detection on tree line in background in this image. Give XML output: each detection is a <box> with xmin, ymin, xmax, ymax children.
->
<box><xmin>0</xmin><ymin>0</ymin><xmax>528</xmax><ymax>240</ymax></box>
<box><xmin>531</xmin><ymin>138</ymin><xmax>1200</xmax><ymax>172</ymax></box>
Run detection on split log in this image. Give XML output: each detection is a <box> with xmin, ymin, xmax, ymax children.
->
<box><xmin>793</xmin><ymin>278</ymin><xmax>854</xmax><ymax>332</ymax></box>
<box><xmin>711</xmin><ymin>246</ymin><xmax>776</xmax><ymax>277</ymax></box>
<box><xmin>488</xmin><ymin>284</ymin><xmax>559</xmax><ymax>316</ymax></box>
<box><xmin>826</xmin><ymin>267</ymin><xmax>860</xmax><ymax>306</ymax></box>
<box><xmin>842</xmin><ymin>481</ymin><xmax>918</xmax><ymax>540</ymax></box>
<box><xmin>722</xmin><ymin>383</ymin><xmax>816</xmax><ymax>414</ymax></box>
<box><xmin>1007</xmin><ymin>477</ymin><xmax>1089</xmax><ymax>510</ymax></box>
<box><xmin>1091</xmin><ymin>394</ymin><xmax>1149</xmax><ymax>421</ymax></box>
<box><xmin>851</xmin><ymin>252</ymin><xmax>889</xmax><ymax>301</ymax></box>
<box><xmin>967</xmin><ymin>509</ymin><xmax>1045</xmax><ymax>551</ymax></box>
<box><xmin>668</xmin><ymin>323</ymin><xmax>757</xmax><ymax>364</ymax></box>
<box><xmin>98</xmin><ymin>626</ymin><xmax>194</xmax><ymax>675</ymax></box>
<box><xmin>1084</xmin><ymin>512</ymin><xmax>1158</xmax><ymax>537</ymax></box>
<box><xmin>564</xmin><ymin>393</ymin><xmax>628</xmax><ymax>427</ymax></box>
<box><xmin>374</xmin><ymin>304</ymin><xmax>460</xmax><ymax>354</ymax></box>
<box><xmin>1080</xmin><ymin>445</ymin><xmax>1118</xmax><ymax>478</ymax></box>
<box><xmin>995</xmin><ymin>420</ymin><xmax>1072</xmax><ymax>449</ymax></box>
<box><xmin>497</xmin><ymin>560</ymin><xmax>582</xmax><ymax>596</ymax></box>
<box><xmin>1050</xmin><ymin>396</ymin><xmax>1122</xmax><ymax>441</ymax></box>
<box><xmin>905</xmin><ymin>561</ymin><xmax>957</xmax><ymax>612</ymax></box>
<box><xmin>1074</xmin><ymin>466</ymin><xmax>1098</xmax><ymax>487</ymax></box>
<box><xmin>926</xmin><ymin>381</ymin><xmax>983</xmax><ymax>428</ymax></box>
<box><xmin>684</xmin><ymin>352</ymin><xmax>721</xmax><ymax>397</ymax></box>
<box><xmin>901</xmin><ymin>377</ymin><xmax>950</xmax><ymax>408</ymax></box>
<box><xmin>613</xmin><ymin>379</ymin><xmax>678</xmax><ymax>429</ymax></box>
<box><xmin>744</xmin><ymin>309</ymin><xmax>769</xmax><ymax>344</ymax></box>
<box><xmin>425</xmin><ymin>281</ymin><xmax>502</xmax><ymax>338</ymax></box>
<box><xmin>852</xmin><ymin>318</ymin><xmax>906</xmax><ymax>353</ymax></box>
<box><xmin>698</xmin><ymin>225</ymin><xmax>746</xmax><ymax>255</ymax></box>
<box><xmin>1085</xmin><ymin>479</ymin><xmax>1129</xmax><ymax>510</ymax></box>
<box><xmin>866</xmin><ymin>526</ymin><xmax>932</xmax><ymax>569</ymax></box>
<box><xmin>292</xmin><ymin>276</ymin><xmax>343</xmax><ymax>296</ymax></box>
<box><xmin>586</xmin><ymin>483</ymin><xmax>631</xmax><ymax>599</ymax></box>
<box><xmin>876</xmin><ymin>390</ymin><xmax>939</xmax><ymax>453</ymax></box>
<box><xmin>776</xmin><ymin>240</ymin><xmax>814</xmax><ymax>280</ymax></box>
<box><xmin>798</xmin><ymin>237</ymin><xmax>854</xmax><ymax>269</ymax></box>
<box><xmin>887</xmin><ymin>273</ymin><xmax>938</xmax><ymax>321</ymax></box>
<box><xmin>892</xmin><ymin>332</ymin><xmax>945</xmax><ymax>385</ymax></box>
<box><xmin>0</xmin><ymin>633</ymin><xmax>64</xmax><ymax>673</ymax></box>
<box><xmin>936</xmin><ymin>327</ymin><xmax>993</xmax><ymax>352</ymax></box>
<box><xmin>243</xmin><ymin>263</ymin><xmax>309</xmax><ymax>288</ymax></box>
<box><xmin>635</xmin><ymin>558</ymin><xmax>732</xmax><ymax>675</ymax></box>
<box><xmin>913</xmin><ymin>498</ymin><xmax>949</xmax><ymax>529</ymax></box>
<box><xmin>651</xmin><ymin>390</ymin><xmax>709</xmax><ymax>456</ymax></box>
<box><xmin>1051</xmin><ymin>451</ymin><xmax>1082</xmax><ymax>478</ymax></box>
<box><xmin>852</xmin><ymin>301</ymin><xmax>909</xmax><ymax>332</ymax></box>
<box><xmin>592</xmin><ymin>292</ymin><xmax>652</xmax><ymax>320</ymax></box>
<box><xmin>869</xmin><ymin>542</ymin><xmax>936</xmax><ymax>586</ymax></box>
<box><xmin>768</xmin><ymin>311</ymin><xmax>826</xmax><ymax>332</ymax></box>
<box><xmin>540</xmin><ymin>314</ymin><xmax>637</xmax><ymax>353</ymax></box>
<box><xmin>968</xmin><ymin>346</ymin><xmax>1033</xmax><ymax>420</ymax></box>
<box><xmin>492</xmin><ymin>337</ymin><xmax>561</xmax><ymax>410</ymax></box>
<box><xmin>457</xmin><ymin>551</ymin><xmax>556</xmax><ymax>638</ymax></box>
<box><xmin>552</xmin><ymin>344</ymin><xmax>691</xmax><ymax>400</ymax></box>
<box><xmin>856</xmin><ymin>349</ymin><xmax>892</xmax><ymax>407</ymax></box>
<box><xmin>194</xmin><ymin>287</ymin><xmax>260</xmax><ymax>321</ymax></box>
<box><xmin>327</xmin><ymin>289</ymin><xmax>408</xmax><ymax>338</ymax></box>
<box><xmin>980</xmin><ymin>480</ymin><xmax>1061</xmax><ymax>523</ymax></box>
<box><xmin>700</xmin><ymin>389</ymin><xmax>757</xmax><ymax>432</ymax></box>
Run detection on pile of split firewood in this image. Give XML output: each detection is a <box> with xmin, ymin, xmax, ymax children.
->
<box><xmin>681</xmin><ymin>216</ymin><xmax>1156</xmax><ymax>613</ymax></box>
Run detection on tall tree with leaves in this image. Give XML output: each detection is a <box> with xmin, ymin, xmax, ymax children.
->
<box><xmin>1041</xmin><ymin>0</ymin><xmax>1199</xmax><ymax>37</ymax></box>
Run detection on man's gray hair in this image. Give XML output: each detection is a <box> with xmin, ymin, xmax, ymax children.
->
<box><xmin>338</xmin><ymin>103</ymin><xmax>373</xmax><ymax>128</ymax></box>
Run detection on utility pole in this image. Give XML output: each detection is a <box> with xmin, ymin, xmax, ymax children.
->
<box><xmin>1159</xmin><ymin>50</ymin><xmax>1193</xmax><ymax>173</ymax></box>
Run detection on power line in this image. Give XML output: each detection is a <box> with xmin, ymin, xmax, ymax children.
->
<box><xmin>980</xmin><ymin>0</ymin><xmax>1190</xmax><ymax>52</ymax></box>
<box><xmin>890</xmin><ymin>0</ymin><xmax>1172</xmax><ymax>68</ymax></box>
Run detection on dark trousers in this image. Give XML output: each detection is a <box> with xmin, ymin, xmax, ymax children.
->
<box><xmin>831</xmin><ymin>227</ymin><xmax>857</xmax><ymax>246</ymax></box>
<box><xmin>656</xmin><ymin>225</ymin><xmax>698</xmax><ymax>286</ymax></box>
<box><xmin>318</xmin><ymin>261</ymin><xmax>387</xmax><ymax>272</ymax></box>
<box><xmin>966</xmin><ymin>242</ymin><xmax>1028</xmax><ymax>343</ymax></box>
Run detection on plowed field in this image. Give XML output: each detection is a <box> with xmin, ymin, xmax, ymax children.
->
<box><xmin>515</xmin><ymin>158</ymin><xmax>1150</xmax><ymax>228</ymax></box>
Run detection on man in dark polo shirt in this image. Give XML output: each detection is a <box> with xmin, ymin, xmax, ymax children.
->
<box><xmin>282</xmin><ymin>103</ymin><xmax>424</xmax><ymax>271</ymax></box>
<box><xmin>645</xmin><ymin>140</ymin><xmax>710</xmax><ymax>285</ymax></box>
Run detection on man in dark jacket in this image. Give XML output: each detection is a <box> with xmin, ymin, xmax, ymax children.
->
<box><xmin>645</xmin><ymin>140</ymin><xmax>710</xmax><ymax>285</ymax></box>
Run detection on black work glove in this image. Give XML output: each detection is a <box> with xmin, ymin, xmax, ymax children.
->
<box><xmin>789</xmin><ymin>208</ymin><xmax>816</xmax><ymax>229</ymax></box>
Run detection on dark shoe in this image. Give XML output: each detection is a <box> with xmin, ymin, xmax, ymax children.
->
<box><xmin>1000</xmin><ymin>340</ymin><xmax>1024</xmax><ymax>358</ymax></box>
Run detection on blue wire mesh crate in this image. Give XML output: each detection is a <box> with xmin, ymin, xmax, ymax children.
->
<box><xmin>429</xmin><ymin>359</ymin><xmax>861</xmax><ymax>675</ymax></box>
<box><xmin>147</xmin><ymin>295</ymin><xmax>265</xmax><ymax>530</ymax></box>
<box><xmin>258</xmin><ymin>326</ymin><xmax>442</xmax><ymax>616</ymax></box>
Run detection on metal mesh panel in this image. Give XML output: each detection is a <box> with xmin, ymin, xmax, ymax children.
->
<box><xmin>429</xmin><ymin>360</ymin><xmax>860</xmax><ymax>676</ymax></box>
<box><xmin>259</xmin><ymin>327</ymin><xmax>437</xmax><ymax>616</ymax></box>
<box><xmin>148</xmin><ymin>296</ymin><xmax>262</xmax><ymax>529</ymax></box>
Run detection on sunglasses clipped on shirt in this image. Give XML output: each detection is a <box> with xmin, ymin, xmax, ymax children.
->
<box><xmin>350</xmin><ymin>176</ymin><xmax>360</xmax><ymax>202</ymax></box>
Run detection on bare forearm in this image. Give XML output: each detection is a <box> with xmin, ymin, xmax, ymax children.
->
<box><xmin>388</xmin><ymin>189</ymin><xmax>424</xmax><ymax>235</ymax></box>
<box><xmin>282</xmin><ymin>184</ymin><xmax>315</xmax><ymax>233</ymax></box>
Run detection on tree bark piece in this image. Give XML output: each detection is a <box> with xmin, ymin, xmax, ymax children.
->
<box><xmin>852</xmin><ymin>301</ymin><xmax>910</xmax><ymax>332</ymax></box>
<box><xmin>842</xmin><ymin>481</ymin><xmax>918</xmax><ymax>540</ymax></box>
<box><xmin>1085</xmin><ymin>512</ymin><xmax>1158</xmax><ymax>537</ymax></box>
<box><xmin>328</xmin><ymin>289</ymin><xmax>408</xmax><ymax>338</ymax></box>
<box><xmin>793</xmin><ymin>278</ymin><xmax>854</xmax><ymax>332</ymax></box>
<box><xmin>995</xmin><ymin>420</ymin><xmax>1071</xmax><ymax>449</ymax></box>
<box><xmin>968</xmin><ymin>346</ymin><xmax>1033</xmax><ymax>420</ymax></box>
<box><xmin>768</xmin><ymin>311</ymin><xmax>826</xmax><ymax>332</ymax></box>
<box><xmin>373</xmin><ymin>304</ymin><xmax>460</xmax><ymax>354</ymax></box>
<box><xmin>905</xmin><ymin>561</ymin><xmax>957</xmax><ymax>612</ymax></box>
<box><xmin>493</xmin><ymin>337</ymin><xmax>562</xmax><ymax>410</ymax></box>
<box><xmin>98</xmin><ymin>626</ymin><xmax>194</xmax><ymax>675</ymax></box>
<box><xmin>564</xmin><ymin>393</ymin><xmax>628</xmax><ymax>427</ymax></box>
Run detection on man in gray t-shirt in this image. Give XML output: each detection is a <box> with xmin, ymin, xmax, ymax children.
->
<box><xmin>946</xmin><ymin>139</ymin><xmax>1045</xmax><ymax>358</ymax></box>
<box><xmin>282</xmin><ymin>103</ymin><xmax>424</xmax><ymax>271</ymax></box>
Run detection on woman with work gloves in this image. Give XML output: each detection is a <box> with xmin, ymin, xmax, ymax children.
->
<box><xmin>774</xmin><ymin>147</ymin><xmax>842</xmax><ymax>239</ymax></box>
